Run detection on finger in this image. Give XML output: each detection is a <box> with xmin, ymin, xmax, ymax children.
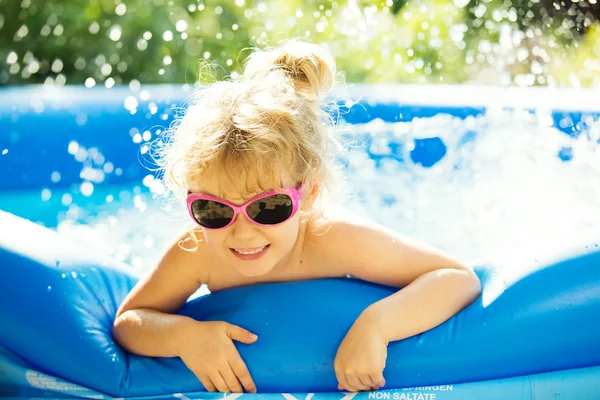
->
<box><xmin>227</xmin><ymin>324</ymin><xmax>258</xmax><ymax>344</ymax></box>
<box><xmin>357</xmin><ymin>374</ymin><xmax>375</xmax><ymax>389</ymax></box>
<box><xmin>210</xmin><ymin>372</ymin><xmax>230</xmax><ymax>393</ymax></box>
<box><xmin>371</xmin><ymin>372</ymin><xmax>386</xmax><ymax>388</ymax></box>
<box><xmin>199</xmin><ymin>374</ymin><xmax>216</xmax><ymax>392</ymax></box>
<box><xmin>229</xmin><ymin>358</ymin><xmax>257</xmax><ymax>393</ymax></box>
<box><xmin>220</xmin><ymin>366</ymin><xmax>244</xmax><ymax>393</ymax></box>
<box><xmin>346</xmin><ymin>375</ymin><xmax>369</xmax><ymax>392</ymax></box>
<box><xmin>335</xmin><ymin>368</ymin><xmax>350</xmax><ymax>391</ymax></box>
<box><xmin>186</xmin><ymin>364</ymin><xmax>216</xmax><ymax>392</ymax></box>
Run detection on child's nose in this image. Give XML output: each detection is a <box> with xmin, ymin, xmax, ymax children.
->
<box><xmin>231</xmin><ymin>212</ymin><xmax>258</xmax><ymax>238</ymax></box>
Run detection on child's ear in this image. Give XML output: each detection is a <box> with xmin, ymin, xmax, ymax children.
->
<box><xmin>302</xmin><ymin>179</ymin><xmax>322</xmax><ymax>209</ymax></box>
<box><xmin>309</xmin><ymin>181</ymin><xmax>321</xmax><ymax>198</ymax></box>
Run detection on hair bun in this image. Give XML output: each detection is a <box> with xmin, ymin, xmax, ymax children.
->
<box><xmin>243</xmin><ymin>39</ymin><xmax>336</xmax><ymax>101</ymax></box>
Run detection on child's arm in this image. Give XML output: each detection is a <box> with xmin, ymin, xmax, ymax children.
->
<box><xmin>315</xmin><ymin>207</ymin><xmax>481</xmax><ymax>392</ymax></box>
<box><xmin>112</xmin><ymin>228</ymin><xmax>258</xmax><ymax>394</ymax></box>
<box><xmin>113</xmin><ymin>228</ymin><xmax>203</xmax><ymax>355</ymax></box>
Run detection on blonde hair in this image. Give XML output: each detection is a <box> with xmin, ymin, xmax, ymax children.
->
<box><xmin>154</xmin><ymin>39</ymin><xmax>346</xmax><ymax>250</ymax></box>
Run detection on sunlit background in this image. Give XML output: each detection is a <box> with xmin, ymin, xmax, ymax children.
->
<box><xmin>1</xmin><ymin>0</ymin><xmax>599</xmax><ymax>275</ymax></box>
<box><xmin>1</xmin><ymin>0</ymin><xmax>600</xmax><ymax>87</ymax></box>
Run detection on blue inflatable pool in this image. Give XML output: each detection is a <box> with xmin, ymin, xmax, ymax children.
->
<box><xmin>2</xmin><ymin>210</ymin><xmax>600</xmax><ymax>399</ymax></box>
<box><xmin>1</xmin><ymin>85</ymin><xmax>600</xmax><ymax>399</ymax></box>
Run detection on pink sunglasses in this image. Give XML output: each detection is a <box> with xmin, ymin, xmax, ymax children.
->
<box><xmin>186</xmin><ymin>185</ymin><xmax>303</xmax><ymax>230</ymax></box>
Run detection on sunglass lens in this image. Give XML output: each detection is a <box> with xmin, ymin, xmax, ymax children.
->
<box><xmin>191</xmin><ymin>200</ymin><xmax>234</xmax><ymax>229</ymax></box>
<box><xmin>246</xmin><ymin>194</ymin><xmax>294</xmax><ymax>225</ymax></box>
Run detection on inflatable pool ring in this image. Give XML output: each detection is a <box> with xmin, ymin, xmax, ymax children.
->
<box><xmin>1</xmin><ymin>210</ymin><xmax>599</xmax><ymax>399</ymax></box>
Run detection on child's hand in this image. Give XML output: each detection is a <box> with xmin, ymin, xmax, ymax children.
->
<box><xmin>334</xmin><ymin>311</ymin><xmax>388</xmax><ymax>392</ymax></box>
<box><xmin>175</xmin><ymin>320</ymin><xmax>258</xmax><ymax>393</ymax></box>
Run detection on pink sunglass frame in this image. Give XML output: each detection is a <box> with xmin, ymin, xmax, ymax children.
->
<box><xmin>186</xmin><ymin>185</ymin><xmax>303</xmax><ymax>230</ymax></box>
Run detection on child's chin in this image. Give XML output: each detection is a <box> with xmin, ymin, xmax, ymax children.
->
<box><xmin>235</xmin><ymin>264</ymin><xmax>274</xmax><ymax>277</ymax></box>
<box><xmin>229</xmin><ymin>256</ymin><xmax>275</xmax><ymax>277</ymax></box>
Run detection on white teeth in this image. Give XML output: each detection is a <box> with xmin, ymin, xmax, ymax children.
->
<box><xmin>233</xmin><ymin>245</ymin><xmax>267</xmax><ymax>255</ymax></box>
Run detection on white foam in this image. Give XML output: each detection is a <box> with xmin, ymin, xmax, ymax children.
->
<box><xmin>341</xmin><ymin>109</ymin><xmax>600</xmax><ymax>266</ymax></box>
<box><xmin>56</xmin><ymin>109</ymin><xmax>600</xmax><ymax>272</ymax></box>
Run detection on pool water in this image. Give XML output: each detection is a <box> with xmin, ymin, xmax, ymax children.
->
<box><xmin>2</xmin><ymin>106</ymin><xmax>599</xmax><ymax>274</ymax></box>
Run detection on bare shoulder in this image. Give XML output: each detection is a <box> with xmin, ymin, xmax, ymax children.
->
<box><xmin>116</xmin><ymin>225</ymin><xmax>211</xmax><ymax>316</ymax></box>
<box><xmin>305</xmin><ymin>205</ymin><xmax>470</xmax><ymax>287</ymax></box>
<box><xmin>305</xmin><ymin>204</ymin><xmax>382</xmax><ymax>247</ymax></box>
<box><xmin>303</xmin><ymin>205</ymin><xmax>378</xmax><ymax>276</ymax></box>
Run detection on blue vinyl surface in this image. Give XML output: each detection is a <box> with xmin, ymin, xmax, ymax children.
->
<box><xmin>1</xmin><ymin>210</ymin><xmax>599</xmax><ymax>398</ymax></box>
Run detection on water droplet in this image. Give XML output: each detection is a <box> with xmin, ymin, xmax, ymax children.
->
<box><xmin>55</xmin><ymin>260</ymin><xmax>60</xmax><ymax>267</ymax></box>
<box><xmin>61</xmin><ymin>273</ymin><xmax>66</xmax><ymax>278</ymax></box>
<box><xmin>41</xmin><ymin>188</ymin><xmax>51</xmax><ymax>201</ymax></box>
<box><xmin>109</xmin><ymin>25</ymin><xmax>122</xmax><ymax>41</ymax></box>
<box><xmin>47</xmin><ymin>286</ymin><xmax>52</xmax><ymax>292</ymax></box>
<box><xmin>62</xmin><ymin>193</ymin><xmax>72</xmax><ymax>206</ymax></box>
<box><xmin>80</xmin><ymin>181</ymin><xmax>94</xmax><ymax>197</ymax></box>
<box><xmin>452</xmin><ymin>0</ymin><xmax>470</xmax><ymax>8</ymax></box>
<box><xmin>71</xmin><ymin>271</ymin><xmax>78</xmax><ymax>278</ymax></box>
<box><xmin>555</xmin><ymin>392</ymin><xmax>560</xmax><ymax>398</ymax></box>
<box><xmin>124</xmin><ymin>96</ymin><xmax>138</xmax><ymax>111</ymax></box>
<box><xmin>176</xmin><ymin>20</ymin><xmax>188</xmax><ymax>32</ymax></box>
<box><xmin>51</xmin><ymin>171</ymin><xmax>61</xmax><ymax>183</ymax></box>
<box><xmin>115</xmin><ymin>3</ymin><xmax>126</xmax><ymax>16</ymax></box>
<box><xmin>101</xmin><ymin>63</ymin><xmax>112</xmax><ymax>76</ymax></box>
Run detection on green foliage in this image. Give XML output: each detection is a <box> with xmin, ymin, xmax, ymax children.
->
<box><xmin>0</xmin><ymin>0</ymin><xmax>598</xmax><ymax>87</ymax></box>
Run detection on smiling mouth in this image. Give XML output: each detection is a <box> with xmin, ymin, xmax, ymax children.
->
<box><xmin>229</xmin><ymin>245</ymin><xmax>270</xmax><ymax>260</ymax></box>
<box><xmin>231</xmin><ymin>245</ymin><xmax>269</xmax><ymax>255</ymax></box>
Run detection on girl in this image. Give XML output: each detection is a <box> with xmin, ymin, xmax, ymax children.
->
<box><xmin>112</xmin><ymin>39</ymin><xmax>481</xmax><ymax>394</ymax></box>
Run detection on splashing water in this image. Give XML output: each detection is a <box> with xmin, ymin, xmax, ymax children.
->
<box><xmin>341</xmin><ymin>109</ymin><xmax>600</xmax><ymax>266</ymax></box>
<box><xmin>51</xmin><ymin>108</ymin><xmax>600</xmax><ymax>272</ymax></box>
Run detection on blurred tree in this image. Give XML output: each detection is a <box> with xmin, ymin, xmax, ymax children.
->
<box><xmin>0</xmin><ymin>0</ymin><xmax>255</xmax><ymax>85</ymax></box>
<box><xmin>0</xmin><ymin>0</ymin><xmax>598</xmax><ymax>87</ymax></box>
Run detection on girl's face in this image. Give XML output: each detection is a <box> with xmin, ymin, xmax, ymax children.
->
<box><xmin>189</xmin><ymin>172</ymin><xmax>303</xmax><ymax>278</ymax></box>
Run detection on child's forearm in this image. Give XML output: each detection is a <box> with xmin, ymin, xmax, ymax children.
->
<box><xmin>112</xmin><ymin>308</ymin><xmax>195</xmax><ymax>357</ymax></box>
<box><xmin>362</xmin><ymin>268</ymin><xmax>481</xmax><ymax>343</ymax></box>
